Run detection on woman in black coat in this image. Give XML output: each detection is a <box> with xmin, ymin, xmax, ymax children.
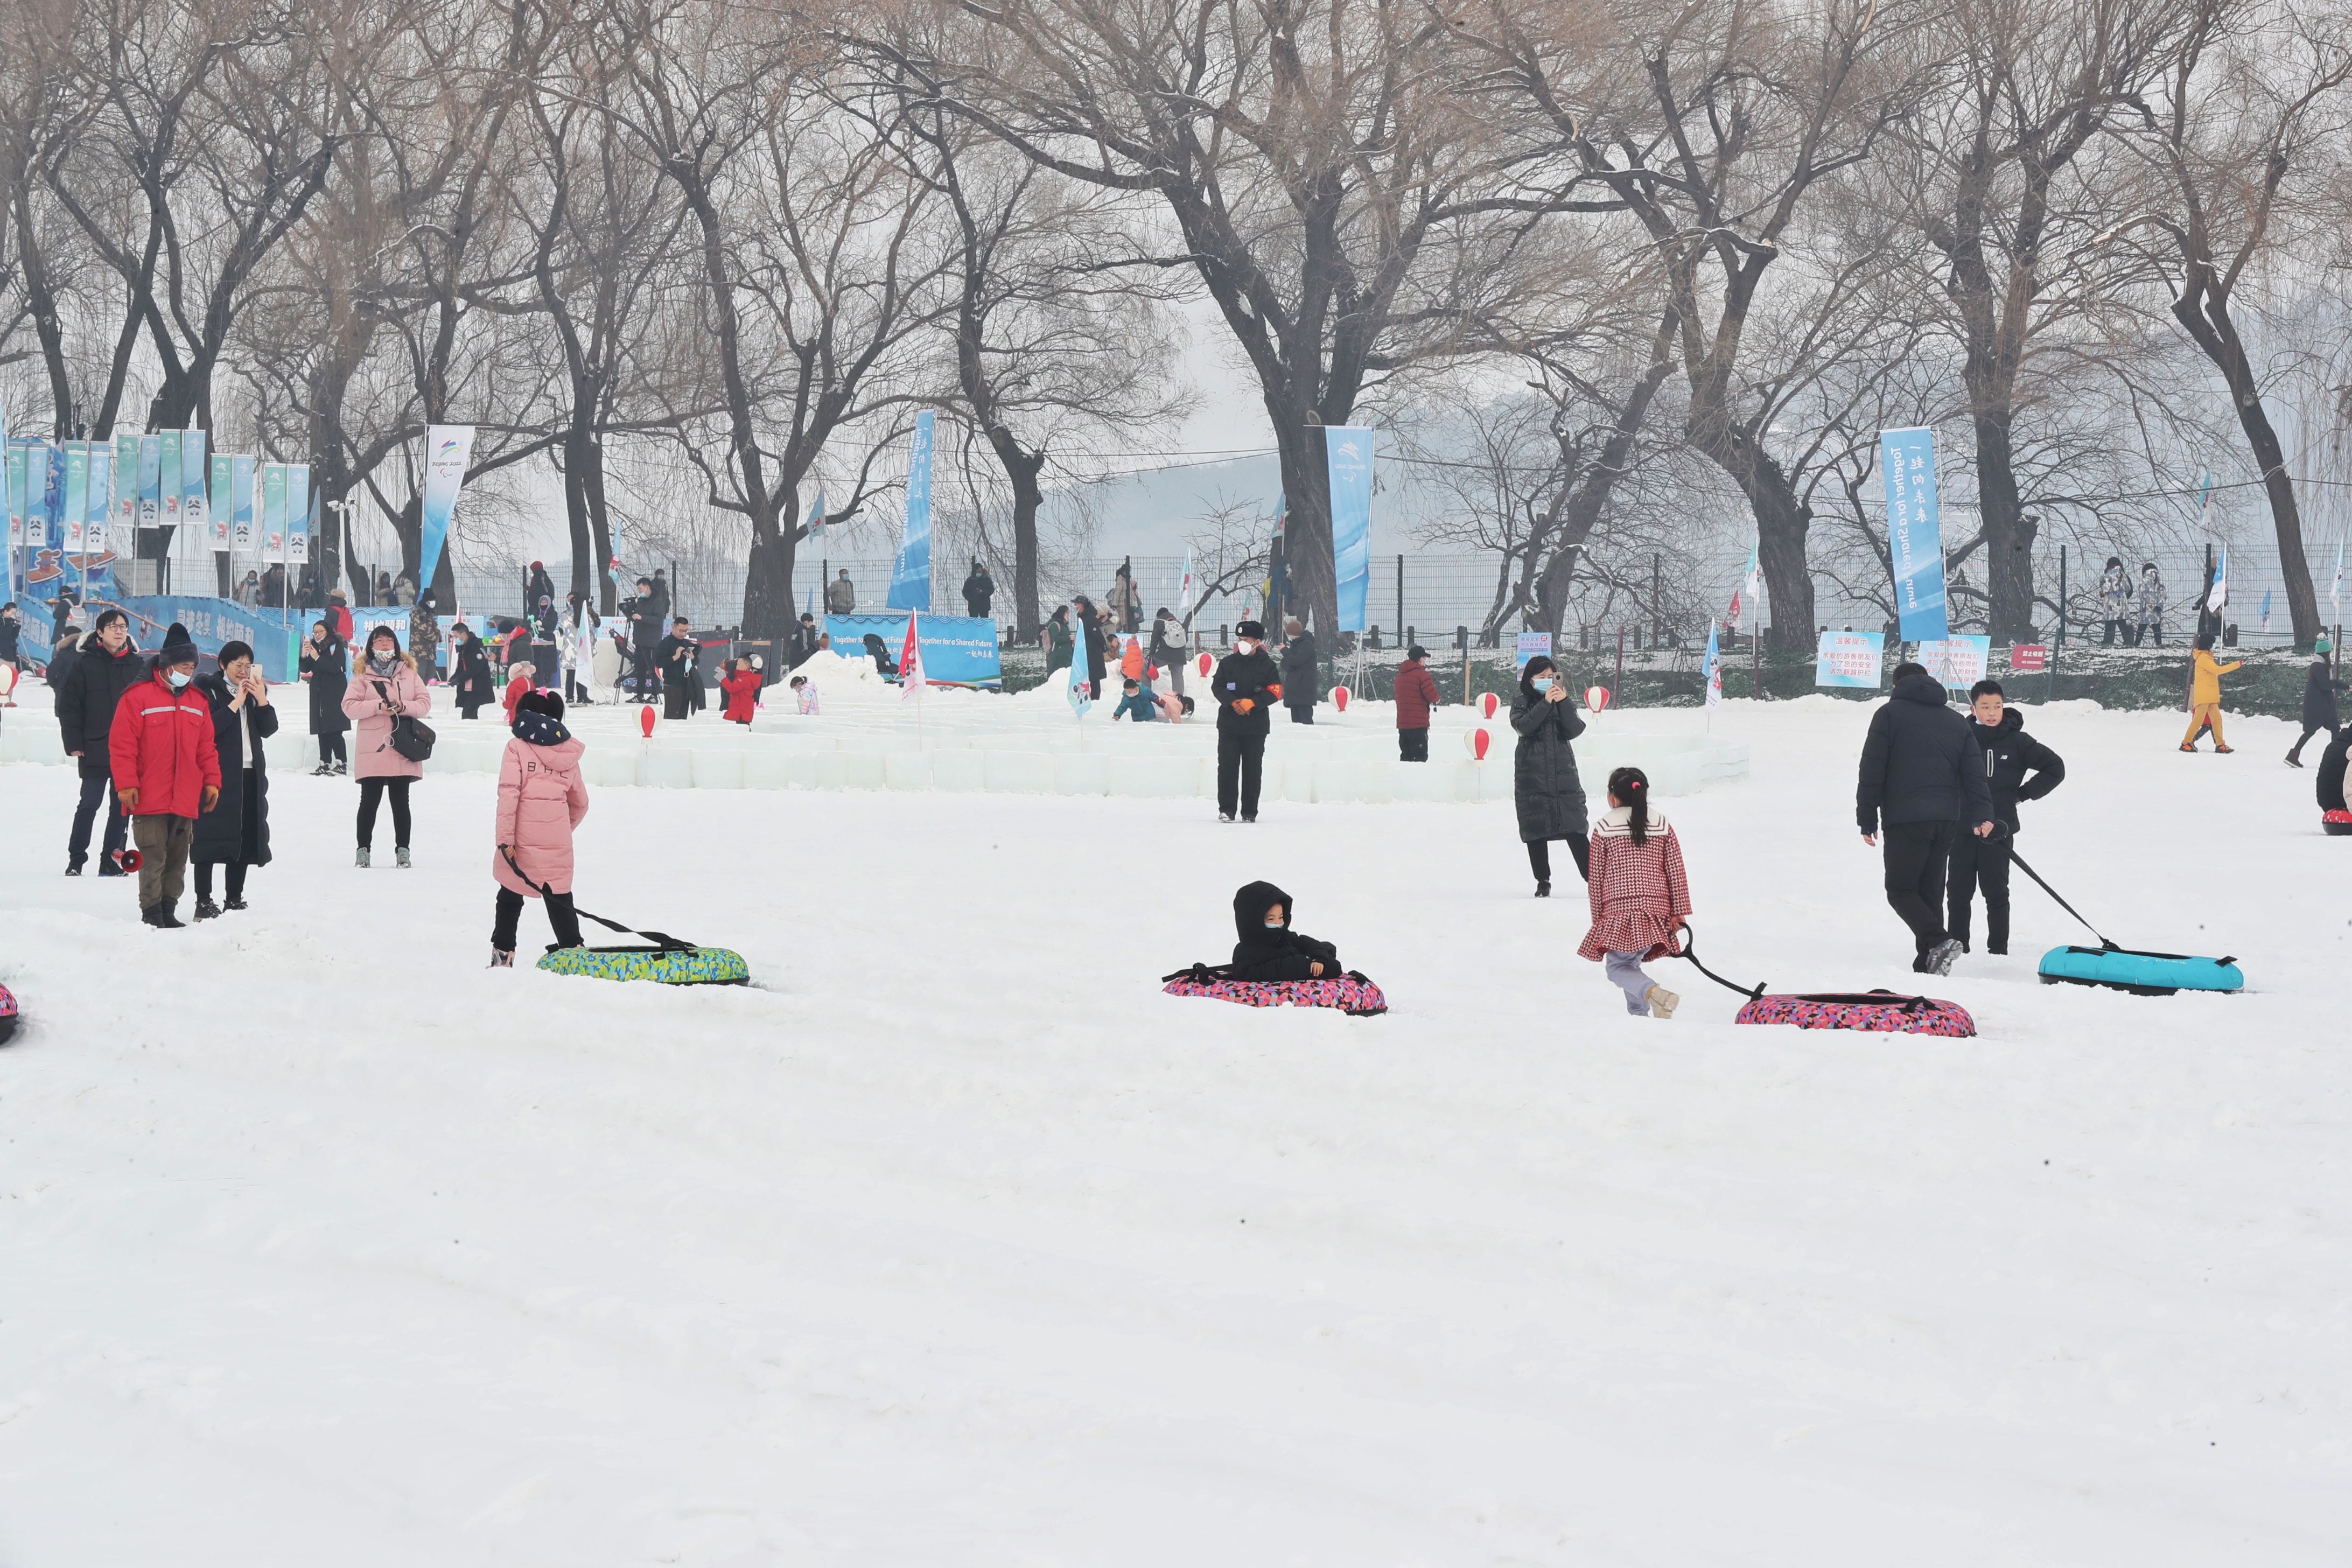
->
<box><xmin>192</xmin><ymin>640</ymin><xmax>279</xmax><ymax>918</ymax></box>
<box><xmin>300</xmin><ymin>621</ymin><xmax>351</xmax><ymax>775</ymax></box>
<box><xmin>1509</xmin><ymin>654</ymin><xmax>1590</xmax><ymax>896</ymax></box>
<box><xmin>449</xmin><ymin>622</ymin><xmax>497</xmax><ymax>719</ymax></box>
<box><xmin>1074</xmin><ymin>596</ymin><xmax>1108</xmax><ymax>699</ymax></box>
<box><xmin>2287</xmin><ymin>641</ymin><xmax>2344</xmax><ymax>767</ymax></box>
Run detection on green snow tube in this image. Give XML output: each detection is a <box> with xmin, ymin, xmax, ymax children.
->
<box><xmin>536</xmin><ymin>943</ymin><xmax>751</xmax><ymax>986</ymax></box>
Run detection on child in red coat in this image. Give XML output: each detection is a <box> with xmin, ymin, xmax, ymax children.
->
<box><xmin>718</xmin><ymin>656</ymin><xmax>763</xmax><ymax>724</ymax></box>
<box><xmin>1577</xmin><ymin>766</ymin><xmax>1691</xmax><ymax>1018</ymax></box>
<box><xmin>502</xmin><ymin>662</ymin><xmax>536</xmax><ymax>724</ymax></box>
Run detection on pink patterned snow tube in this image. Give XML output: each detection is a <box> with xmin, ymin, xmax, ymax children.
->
<box><xmin>1733</xmin><ymin>990</ymin><xmax>1975</xmax><ymax>1037</ymax></box>
<box><xmin>1163</xmin><ymin>972</ymin><xmax>1389</xmax><ymax>1016</ymax></box>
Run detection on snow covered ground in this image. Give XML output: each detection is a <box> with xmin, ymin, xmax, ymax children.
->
<box><xmin>1</xmin><ymin>690</ymin><xmax>2346</xmax><ymax>1565</ymax></box>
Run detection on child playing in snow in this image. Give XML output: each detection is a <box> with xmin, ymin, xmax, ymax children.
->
<box><xmin>491</xmin><ymin>688</ymin><xmax>589</xmax><ymax>968</ymax></box>
<box><xmin>1111</xmin><ymin>677</ymin><xmax>1158</xmax><ymax>721</ymax></box>
<box><xmin>789</xmin><ymin>674</ymin><xmax>819</xmax><ymax>715</ymax></box>
<box><xmin>1578</xmin><ymin>766</ymin><xmax>1690</xmax><ymax>1018</ymax></box>
<box><xmin>501</xmin><ymin>661</ymin><xmax>536</xmax><ymax>724</ymax></box>
<box><xmin>1230</xmin><ymin>880</ymin><xmax>1342</xmax><ymax>981</ymax></box>
<box><xmin>718</xmin><ymin>656</ymin><xmax>763</xmax><ymax>725</ymax></box>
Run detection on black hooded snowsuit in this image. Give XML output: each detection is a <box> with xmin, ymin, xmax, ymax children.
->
<box><xmin>1229</xmin><ymin>880</ymin><xmax>1341</xmax><ymax>982</ymax></box>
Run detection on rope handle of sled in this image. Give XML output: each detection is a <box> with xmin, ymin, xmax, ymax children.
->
<box><xmin>1670</xmin><ymin>922</ymin><xmax>1766</xmax><ymax>1002</ymax></box>
<box><xmin>2002</xmin><ymin>841</ymin><xmax>2118</xmax><ymax>951</ymax></box>
<box><xmin>499</xmin><ymin>847</ymin><xmax>699</xmax><ymax>954</ymax></box>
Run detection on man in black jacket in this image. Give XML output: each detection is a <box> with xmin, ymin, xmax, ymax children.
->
<box><xmin>1857</xmin><ymin>662</ymin><xmax>1998</xmax><ymax>974</ymax></box>
<box><xmin>657</xmin><ymin>617</ymin><xmax>701</xmax><ymax>722</ymax></box>
<box><xmin>54</xmin><ymin>608</ymin><xmax>145</xmax><ymax>875</ymax></box>
<box><xmin>961</xmin><ymin>561</ymin><xmax>994</xmax><ymax>619</ymax></box>
<box><xmin>1212</xmin><ymin>619</ymin><xmax>1281</xmax><ymax>822</ymax></box>
<box><xmin>1279</xmin><ymin>618</ymin><xmax>1318</xmax><ymax>723</ymax></box>
<box><xmin>1948</xmin><ymin>680</ymin><xmax>2064</xmax><ymax>955</ymax></box>
<box><xmin>788</xmin><ymin>612</ymin><xmax>822</xmax><ymax>670</ymax></box>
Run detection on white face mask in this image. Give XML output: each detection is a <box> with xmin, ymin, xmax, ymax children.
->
<box><xmin>1236</xmin><ymin>640</ymin><xmax>1256</xmax><ymax>655</ymax></box>
<box><xmin>1263</xmin><ymin>917</ymin><xmax>1283</xmax><ymax>929</ymax></box>
<box><xmin>167</xmin><ymin>668</ymin><xmax>192</xmax><ymax>689</ymax></box>
<box><xmin>1531</xmin><ymin>676</ymin><xmax>1553</xmax><ymax>692</ymax></box>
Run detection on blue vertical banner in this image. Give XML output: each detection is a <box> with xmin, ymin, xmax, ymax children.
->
<box><xmin>230</xmin><ymin>454</ymin><xmax>256</xmax><ymax>551</ymax></box>
<box><xmin>1</xmin><ymin>409</ymin><xmax>12</xmax><ymax>599</ymax></box>
<box><xmin>82</xmin><ymin>442</ymin><xmax>113</xmax><ymax>596</ymax></box>
<box><xmin>1879</xmin><ymin>427</ymin><xmax>1949</xmax><ymax>642</ymax></box>
<box><xmin>138</xmin><ymin>435</ymin><xmax>162</xmax><ymax>537</ymax></box>
<box><xmin>181</xmin><ymin>428</ymin><xmax>208</xmax><ymax>548</ymax></box>
<box><xmin>888</xmin><ymin>409</ymin><xmax>935</xmax><ymax>611</ymax></box>
<box><xmin>287</xmin><ymin>464</ymin><xmax>311</xmax><ymax>564</ymax></box>
<box><xmin>209</xmin><ymin>452</ymin><xmax>232</xmax><ymax>552</ymax></box>
<box><xmin>262</xmin><ymin>462</ymin><xmax>288</xmax><ymax>556</ymax></box>
<box><xmin>417</xmin><ymin>424</ymin><xmax>474</xmax><ymax>594</ymax></box>
<box><xmin>1703</xmin><ymin>619</ymin><xmax>1723</xmax><ymax>709</ymax></box>
<box><xmin>158</xmin><ymin>430</ymin><xmax>182</xmax><ymax>530</ymax></box>
<box><xmin>61</xmin><ymin>441</ymin><xmax>87</xmax><ymax>555</ymax></box>
<box><xmin>112</xmin><ymin>432</ymin><xmax>138</xmax><ymax>554</ymax></box>
<box><xmin>1325</xmin><ymin>425</ymin><xmax>1375</xmax><ymax>631</ymax></box>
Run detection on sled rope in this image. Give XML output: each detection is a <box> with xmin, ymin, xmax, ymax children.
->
<box><xmin>2004</xmin><ymin>845</ymin><xmax>2118</xmax><ymax>951</ymax></box>
<box><xmin>500</xmin><ymin>847</ymin><xmax>699</xmax><ymax>953</ymax></box>
<box><xmin>1671</xmin><ymin>922</ymin><xmax>1766</xmax><ymax>1002</ymax></box>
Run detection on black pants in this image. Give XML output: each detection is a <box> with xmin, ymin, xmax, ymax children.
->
<box><xmin>356</xmin><ymin>778</ymin><xmax>412</xmax><ymax>849</ymax></box>
<box><xmin>1527</xmin><ymin>834</ymin><xmax>1591</xmax><ymax>884</ymax></box>
<box><xmin>2290</xmin><ymin>722</ymin><xmax>2337</xmax><ymax>763</ymax></box>
<box><xmin>1217</xmin><ymin>726</ymin><xmax>1266</xmax><ymax>817</ymax></box>
<box><xmin>1881</xmin><ymin>820</ymin><xmax>1956</xmax><ymax>962</ymax></box>
<box><xmin>2102</xmin><ymin>619</ymin><xmax>2122</xmax><ymax>645</ymax></box>
<box><xmin>664</xmin><ymin>683</ymin><xmax>692</xmax><ymax>720</ymax></box>
<box><xmin>194</xmin><ymin>861</ymin><xmax>249</xmax><ymax>901</ymax></box>
<box><xmin>69</xmin><ymin>760</ymin><xmax>129</xmax><ymax>867</ymax></box>
<box><xmin>493</xmin><ymin>886</ymin><xmax>583</xmax><ymax>953</ymax></box>
<box><xmin>317</xmin><ymin>731</ymin><xmax>347</xmax><ymax>767</ymax></box>
<box><xmin>1287</xmin><ymin>701</ymin><xmax>1314</xmax><ymax>724</ymax></box>
<box><xmin>1399</xmin><ymin>727</ymin><xmax>1429</xmax><ymax>761</ymax></box>
<box><xmin>459</xmin><ymin>701</ymin><xmax>485</xmax><ymax>720</ymax></box>
<box><xmin>1945</xmin><ymin>831</ymin><xmax>2011</xmax><ymax>954</ymax></box>
<box><xmin>632</xmin><ymin>641</ymin><xmax>661</xmax><ymax>697</ymax></box>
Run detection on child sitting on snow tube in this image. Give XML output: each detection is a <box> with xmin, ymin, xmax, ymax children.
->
<box><xmin>492</xmin><ymin>689</ymin><xmax>590</xmax><ymax>969</ymax></box>
<box><xmin>1232</xmin><ymin>880</ymin><xmax>1340</xmax><ymax>979</ymax></box>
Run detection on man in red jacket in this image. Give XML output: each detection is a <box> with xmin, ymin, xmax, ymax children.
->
<box><xmin>1394</xmin><ymin>643</ymin><xmax>1443</xmax><ymax>761</ymax></box>
<box><xmin>109</xmin><ymin>622</ymin><xmax>222</xmax><ymax>928</ymax></box>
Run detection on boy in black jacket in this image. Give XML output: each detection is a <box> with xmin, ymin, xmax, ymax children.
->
<box><xmin>1212</xmin><ymin>619</ymin><xmax>1282</xmax><ymax>822</ymax></box>
<box><xmin>1230</xmin><ymin>880</ymin><xmax>1341</xmax><ymax>981</ymax></box>
<box><xmin>1948</xmin><ymin>680</ymin><xmax>2064</xmax><ymax>955</ymax></box>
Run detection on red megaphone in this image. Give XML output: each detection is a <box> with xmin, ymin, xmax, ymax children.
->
<box><xmin>114</xmin><ymin>848</ymin><xmax>144</xmax><ymax>873</ymax></box>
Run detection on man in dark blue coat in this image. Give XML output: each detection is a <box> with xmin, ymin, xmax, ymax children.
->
<box><xmin>1857</xmin><ymin>662</ymin><xmax>1998</xmax><ymax>974</ymax></box>
<box><xmin>54</xmin><ymin>608</ymin><xmax>145</xmax><ymax>876</ymax></box>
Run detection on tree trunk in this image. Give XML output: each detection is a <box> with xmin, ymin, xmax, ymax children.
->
<box><xmin>2176</xmin><ymin>286</ymin><xmax>2323</xmax><ymax>647</ymax></box>
<box><xmin>1967</xmin><ymin>400</ymin><xmax>2038</xmax><ymax>643</ymax></box>
<box><xmin>742</xmin><ymin>526</ymin><xmax>795</xmax><ymax>638</ymax></box>
<box><xmin>981</xmin><ymin>427</ymin><xmax>1047</xmax><ymax>641</ymax></box>
<box><xmin>1689</xmin><ymin>425</ymin><xmax>1815</xmax><ymax>650</ymax></box>
<box><xmin>1270</xmin><ymin>421</ymin><xmax>1335</xmax><ymax>635</ymax></box>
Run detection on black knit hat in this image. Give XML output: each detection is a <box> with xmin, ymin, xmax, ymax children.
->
<box><xmin>156</xmin><ymin>622</ymin><xmax>199</xmax><ymax>667</ymax></box>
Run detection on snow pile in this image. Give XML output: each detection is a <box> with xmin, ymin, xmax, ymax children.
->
<box><xmin>0</xmin><ymin>698</ymin><xmax>2344</xmax><ymax>1563</ymax></box>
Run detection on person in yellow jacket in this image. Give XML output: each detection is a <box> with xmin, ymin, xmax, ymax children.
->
<box><xmin>2181</xmin><ymin>632</ymin><xmax>2243</xmax><ymax>753</ymax></box>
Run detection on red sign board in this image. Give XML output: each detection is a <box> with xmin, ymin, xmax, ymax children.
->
<box><xmin>2008</xmin><ymin>643</ymin><xmax>2049</xmax><ymax>673</ymax></box>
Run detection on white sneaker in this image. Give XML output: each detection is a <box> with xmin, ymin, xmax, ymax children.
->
<box><xmin>1925</xmin><ymin>938</ymin><xmax>1964</xmax><ymax>976</ymax></box>
<box><xmin>355</xmin><ymin>847</ymin><xmax>370</xmax><ymax>869</ymax></box>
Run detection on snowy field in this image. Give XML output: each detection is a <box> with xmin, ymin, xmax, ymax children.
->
<box><xmin>1</xmin><ymin>690</ymin><xmax>2346</xmax><ymax>1564</ymax></box>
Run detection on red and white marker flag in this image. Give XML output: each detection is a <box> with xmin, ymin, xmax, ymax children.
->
<box><xmin>900</xmin><ymin>609</ymin><xmax>925</xmax><ymax>699</ymax></box>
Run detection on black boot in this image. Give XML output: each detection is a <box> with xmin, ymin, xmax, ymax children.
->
<box><xmin>194</xmin><ymin>897</ymin><xmax>222</xmax><ymax>921</ymax></box>
<box><xmin>150</xmin><ymin>902</ymin><xmax>185</xmax><ymax>929</ymax></box>
<box><xmin>66</xmin><ymin>856</ymin><xmax>84</xmax><ymax>876</ymax></box>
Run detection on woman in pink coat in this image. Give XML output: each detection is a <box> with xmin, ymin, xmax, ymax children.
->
<box><xmin>341</xmin><ymin>624</ymin><xmax>434</xmax><ymax>867</ymax></box>
<box><xmin>491</xmin><ymin>688</ymin><xmax>590</xmax><ymax>967</ymax></box>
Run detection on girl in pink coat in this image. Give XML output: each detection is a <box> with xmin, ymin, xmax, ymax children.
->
<box><xmin>491</xmin><ymin>688</ymin><xmax>590</xmax><ymax>967</ymax></box>
<box><xmin>342</xmin><ymin>624</ymin><xmax>434</xmax><ymax>867</ymax></box>
<box><xmin>1578</xmin><ymin>766</ymin><xmax>1691</xmax><ymax>1019</ymax></box>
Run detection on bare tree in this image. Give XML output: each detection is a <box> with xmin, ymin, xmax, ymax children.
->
<box><xmin>2109</xmin><ymin>0</ymin><xmax>2352</xmax><ymax>647</ymax></box>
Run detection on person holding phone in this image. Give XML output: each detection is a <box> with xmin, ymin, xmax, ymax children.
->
<box><xmin>192</xmin><ymin>640</ymin><xmax>279</xmax><ymax>918</ymax></box>
<box><xmin>1510</xmin><ymin>655</ymin><xmax>1589</xmax><ymax>897</ymax></box>
<box><xmin>342</xmin><ymin>624</ymin><xmax>432</xmax><ymax>867</ymax></box>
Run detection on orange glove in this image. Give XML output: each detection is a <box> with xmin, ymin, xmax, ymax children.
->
<box><xmin>1267</xmin><ymin>683</ymin><xmax>1283</xmax><ymax>699</ymax></box>
<box><xmin>1234</xmin><ymin>698</ymin><xmax>1256</xmax><ymax>715</ymax></box>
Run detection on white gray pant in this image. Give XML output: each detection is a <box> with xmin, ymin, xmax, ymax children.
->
<box><xmin>1604</xmin><ymin>950</ymin><xmax>1655</xmax><ymax>1014</ymax></box>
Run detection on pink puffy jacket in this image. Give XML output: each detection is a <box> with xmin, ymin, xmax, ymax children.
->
<box><xmin>493</xmin><ymin>731</ymin><xmax>589</xmax><ymax>897</ymax></box>
<box><xmin>342</xmin><ymin>654</ymin><xmax>433</xmax><ymax>780</ymax></box>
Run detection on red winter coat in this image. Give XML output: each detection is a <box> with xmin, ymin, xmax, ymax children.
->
<box><xmin>1579</xmin><ymin>806</ymin><xmax>1691</xmax><ymax>963</ymax></box>
<box><xmin>1394</xmin><ymin>658</ymin><xmax>1440</xmax><ymax>728</ymax></box>
<box><xmin>108</xmin><ymin>671</ymin><xmax>222</xmax><ymax>818</ymax></box>
<box><xmin>719</xmin><ymin>668</ymin><xmax>762</xmax><ymax>723</ymax></box>
<box><xmin>502</xmin><ymin>673</ymin><xmax>535</xmax><ymax>723</ymax></box>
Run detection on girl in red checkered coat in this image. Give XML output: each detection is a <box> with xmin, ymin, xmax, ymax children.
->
<box><xmin>1577</xmin><ymin>766</ymin><xmax>1690</xmax><ymax>1018</ymax></box>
